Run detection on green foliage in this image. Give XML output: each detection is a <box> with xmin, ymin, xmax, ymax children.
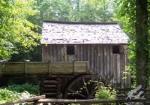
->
<box><xmin>7</xmin><ymin>83</ymin><xmax>39</xmax><ymax>95</ymax></box>
<box><xmin>115</xmin><ymin>0</ymin><xmax>135</xmax><ymax>36</ymax></box>
<box><xmin>115</xmin><ymin>0</ymin><xmax>150</xmax><ymax>86</ymax></box>
<box><xmin>77</xmin><ymin>0</ymin><xmax>114</xmax><ymax>22</ymax></box>
<box><xmin>95</xmin><ymin>83</ymin><xmax>116</xmax><ymax>100</ymax></box>
<box><xmin>0</xmin><ymin>83</ymin><xmax>39</xmax><ymax>104</ymax></box>
<box><xmin>0</xmin><ymin>0</ymin><xmax>40</xmax><ymax>59</ymax></box>
<box><xmin>37</xmin><ymin>0</ymin><xmax>115</xmax><ymax>22</ymax></box>
<box><xmin>10</xmin><ymin>45</ymin><xmax>41</xmax><ymax>61</ymax></box>
<box><xmin>0</xmin><ymin>89</ymin><xmax>19</xmax><ymax>104</ymax></box>
<box><xmin>115</xmin><ymin>0</ymin><xmax>136</xmax><ymax>86</ymax></box>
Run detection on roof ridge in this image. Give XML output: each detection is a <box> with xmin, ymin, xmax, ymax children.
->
<box><xmin>43</xmin><ymin>20</ymin><xmax>118</xmax><ymax>25</ymax></box>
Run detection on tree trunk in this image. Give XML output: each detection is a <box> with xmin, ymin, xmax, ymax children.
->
<box><xmin>136</xmin><ymin>0</ymin><xmax>148</xmax><ymax>88</ymax></box>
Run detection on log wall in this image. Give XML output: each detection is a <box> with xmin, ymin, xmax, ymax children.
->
<box><xmin>42</xmin><ymin>44</ymin><xmax>129</xmax><ymax>88</ymax></box>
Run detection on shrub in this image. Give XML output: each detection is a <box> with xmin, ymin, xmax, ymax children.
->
<box><xmin>95</xmin><ymin>83</ymin><xmax>116</xmax><ymax>100</ymax></box>
<box><xmin>0</xmin><ymin>89</ymin><xmax>19</xmax><ymax>104</ymax></box>
<box><xmin>7</xmin><ymin>83</ymin><xmax>39</xmax><ymax>95</ymax></box>
<box><xmin>0</xmin><ymin>83</ymin><xmax>39</xmax><ymax>104</ymax></box>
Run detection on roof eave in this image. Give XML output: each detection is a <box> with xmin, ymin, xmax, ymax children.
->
<box><xmin>43</xmin><ymin>20</ymin><xmax>118</xmax><ymax>25</ymax></box>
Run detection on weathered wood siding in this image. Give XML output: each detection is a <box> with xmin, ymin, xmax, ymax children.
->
<box><xmin>42</xmin><ymin>45</ymin><xmax>68</xmax><ymax>62</ymax></box>
<box><xmin>42</xmin><ymin>44</ymin><xmax>129</xmax><ymax>87</ymax></box>
<box><xmin>0</xmin><ymin>61</ymin><xmax>88</xmax><ymax>75</ymax></box>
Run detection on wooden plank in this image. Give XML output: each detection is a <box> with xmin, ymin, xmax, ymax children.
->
<box><xmin>3</xmin><ymin>63</ymin><xmax>24</xmax><ymax>75</ymax></box>
<box><xmin>120</xmin><ymin>46</ymin><xmax>125</xmax><ymax>88</ymax></box>
<box><xmin>74</xmin><ymin>61</ymin><xmax>88</xmax><ymax>73</ymax></box>
<box><xmin>57</xmin><ymin>45</ymin><xmax>62</xmax><ymax>62</ymax></box>
<box><xmin>110</xmin><ymin>45</ymin><xmax>113</xmax><ymax>83</ymax></box>
<box><xmin>82</xmin><ymin>45</ymin><xmax>85</xmax><ymax>60</ymax></box>
<box><xmin>61</xmin><ymin>45</ymin><xmax>64</xmax><ymax>62</ymax></box>
<box><xmin>76</xmin><ymin>45</ymin><xmax>80</xmax><ymax>60</ymax></box>
<box><xmin>107</xmin><ymin>45</ymin><xmax>111</xmax><ymax>78</ymax></box>
<box><xmin>87</xmin><ymin>45</ymin><xmax>91</xmax><ymax>72</ymax></box>
<box><xmin>25</xmin><ymin>63</ymin><xmax>48</xmax><ymax>74</ymax></box>
<box><xmin>42</xmin><ymin>45</ymin><xmax>45</xmax><ymax>62</ymax></box>
<box><xmin>0</xmin><ymin>61</ymin><xmax>89</xmax><ymax>75</ymax></box>
<box><xmin>48</xmin><ymin>45</ymin><xmax>51</xmax><ymax>62</ymax></box>
<box><xmin>112</xmin><ymin>54</ymin><xmax>117</xmax><ymax>86</ymax></box>
<box><xmin>47</xmin><ymin>45</ymin><xmax>50</xmax><ymax>62</ymax></box>
<box><xmin>53</xmin><ymin>45</ymin><xmax>56</xmax><ymax>62</ymax></box>
<box><xmin>56</xmin><ymin>45</ymin><xmax>59</xmax><ymax>61</ymax></box>
<box><xmin>109</xmin><ymin>45</ymin><xmax>113</xmax><ymax>83</ymax></box>
<box><xmin>93</xmin><ymin>45</ymin><xmax>97</xmax><ymax>73</ymax></box>
<box><xmin>51</xmin><ymin>45</ymin><xmax>54</xmax><ymax>62</ymax></box>
<box><xmin>117</xmin><ymin>54</ymin><xmax>121</xmax><ymax>84</ymax></box>
<box><xmin>91</xmin><ymin>45</ymin><xmax>94</xmax><ymax>71</ymax></box>
<box><xmin>64</xmin><ymin>45</ymin><xmax>67</xmax><ymax>62</ymax></box>
<box><xmin>96</xmin><ymin>46</ymin><xmax>99</xmax><ymax>75</ymax></box>
<box><xmin>83</xmin><ymin>45</ymin><xmax>88</xmax><ymax>61</ymax></box>
<box><xmin>106</xmin><ymin>45</ymin><xmax>109</xmax><ymax>81</ymax></box>
<box><xmin>38</xmin><ymin>98</ymin><xmax>146</xmax><ymax>104</ymax></box>
<box><xmin>60</xmin><ymin>45</ymin><xmax>65</xmax><ymax>62</ymax></box>
<box><xmin>74</xmin><ymin>45</ymin><xmax>77</xmax><ymax>61</ymax></box>
<box><xmin>103</xmin><ymin>45</ymin><xmax>107</xmax><ymax>78</ymax></box>
<box><xmin>45</xmin><ymin>45</ymin><xmax>49</xmax><ymax>62</ymax></box>
<box><xmin>80</xmin><ymin>45</ymin><xmax>83</xmax><ymax>61</ymax></box>
<box><xmin>51</xmin><ymin>63</ymin><xmax>73</xmax><ymax>74</ymax></box>
<box><xmin>99</xmin><ymin>45</ymin><xmax>103</xmax><ymax>77</ymax></box>
<box><xmin>95</xmin><ymin>45</ymin><xmax>98</xmax><ymax>73</ymax></box>
<box><xmin>75</xmin><ymin>45</ymin><xmax>79</xmax><ymax>61</ymax></box>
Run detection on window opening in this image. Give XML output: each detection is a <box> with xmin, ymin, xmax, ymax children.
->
<box><xmin>67</xmin><ymin>46</ymin><xmax>75</xmax><ymax>55</ymax></box>
<box><xmin>112</xmin><ymin>46</ymin><xmax>120</xmax><ymax>54</ymax></box>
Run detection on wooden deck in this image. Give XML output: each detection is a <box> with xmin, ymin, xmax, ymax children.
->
<box><xmin>0</xmin><ymin>61</ymin><xmax>89</xmax><ymax>75</ymax></box>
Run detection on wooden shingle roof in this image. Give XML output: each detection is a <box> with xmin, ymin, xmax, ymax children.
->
<box><xmin>41</xmin><ymin>21</ymin><xmax>129</xmax><ymax>44</ymax></box>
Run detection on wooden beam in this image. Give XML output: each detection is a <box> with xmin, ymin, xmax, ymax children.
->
<box><xmin>38</xmin><ymin>98</ymin><xmax>146</xmax><ymax>104</ymax></box>
<box><xmin>0</xmin><ymin>95</ymin><xmax>46</xmax><ymax>105</ymax></box>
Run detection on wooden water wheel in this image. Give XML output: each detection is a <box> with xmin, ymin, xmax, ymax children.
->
<box><xmin>64</xmin><ymin>75</ymin><xmax>97</xmax><ymax>99</ymax></box>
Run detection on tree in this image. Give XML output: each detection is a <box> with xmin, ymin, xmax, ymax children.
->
<box><xmin>0</xmin><ymin>0</ymin><xmax>40</xmax><ymax>59</ymax></box>
<box><xmin>116</xmin><ymin>0</ymin><xmax>150</xmax><ymax>87</ymax></box>
<box><xmin>36</xmin><ymin>0</ymin><xmax>114</xmax><ymax>22</ymax></box>
<box><xmin>136</xmin><ymin>0</ymin><xmax>148</xmax><ymax>87</ymax></box>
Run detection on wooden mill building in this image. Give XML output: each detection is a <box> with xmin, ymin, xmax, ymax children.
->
<box><xmin>41</xmin><ymin>21</ymin><xmax>129</xmax><ymax>87</ymax></box>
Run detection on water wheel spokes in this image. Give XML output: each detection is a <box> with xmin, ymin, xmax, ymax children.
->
<box><xmin>64</xmin><ymin>76</ymin><xmax>96</xmax><ymax>99</ymax></box>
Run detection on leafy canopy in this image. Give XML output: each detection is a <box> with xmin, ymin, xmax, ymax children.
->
<box><xmin>37</xmin><ymin>0</ymin><xmax>115</xmax><ymax>22</ymax></box>
<box><xmin>0</xmin><ymin>0</ymin><xmax>40</xmax><ymax>59</ymax></box>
